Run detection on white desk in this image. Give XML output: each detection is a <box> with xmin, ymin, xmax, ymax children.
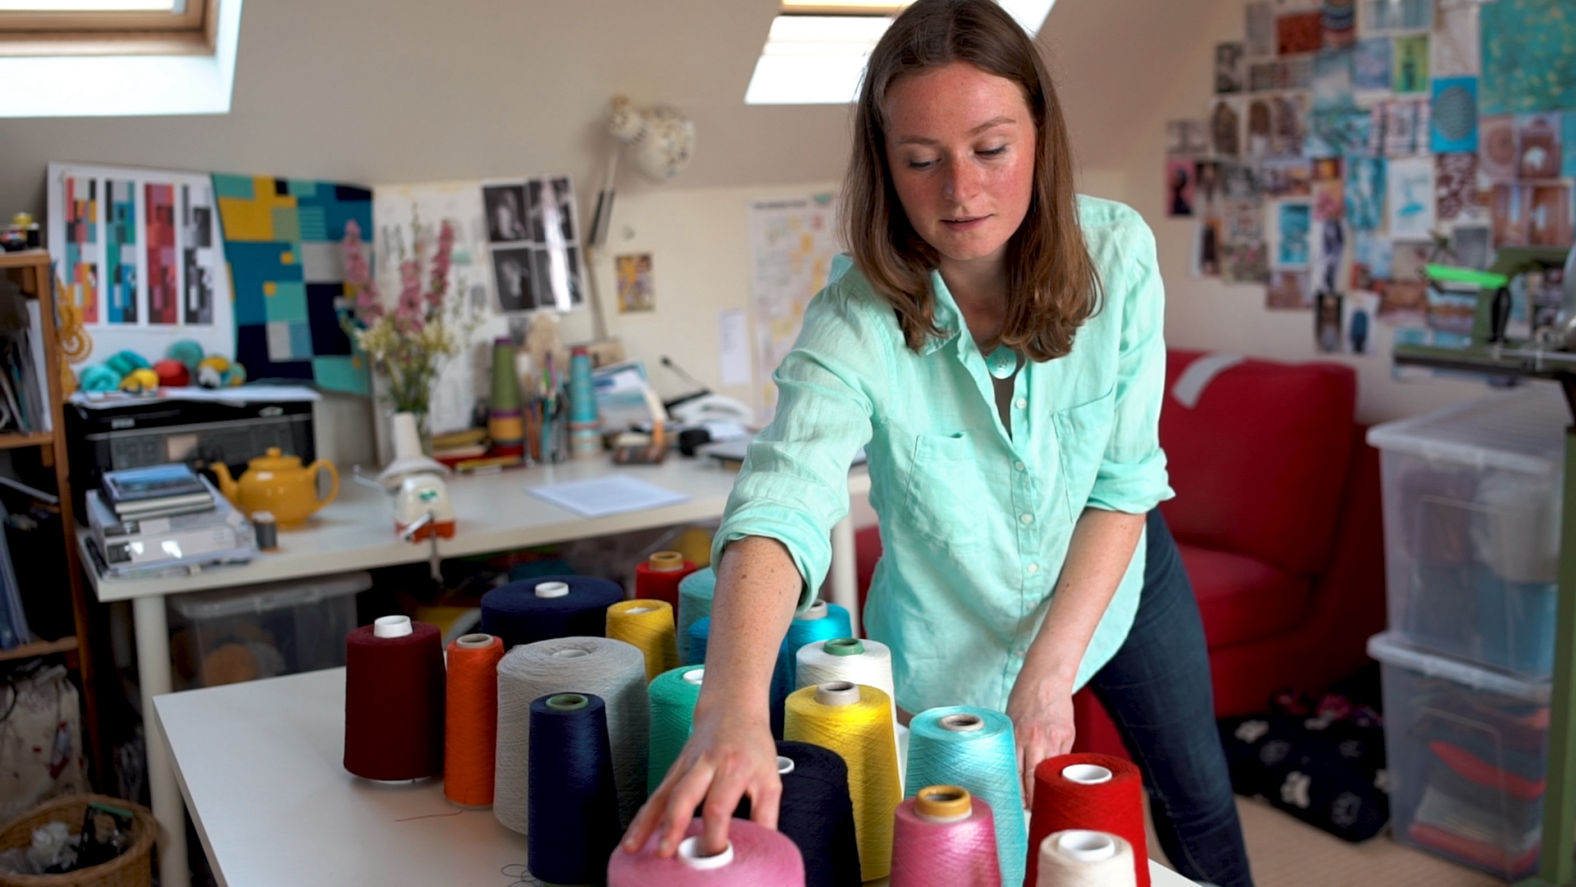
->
<box><xmin>85</xmin><ymin>456</ymin><xmax>871</xmax><ymax>887</ymax></box>
<box><xmin>155</xmin><ymin>669</ymin><xmax>1195</xmax><ymax>887</ymax></box>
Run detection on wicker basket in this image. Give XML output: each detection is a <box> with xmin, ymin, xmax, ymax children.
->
<box><xmin>0</xmin><ymin>794</ymin><xmax>155</xmax><ymax>887</ymax></box>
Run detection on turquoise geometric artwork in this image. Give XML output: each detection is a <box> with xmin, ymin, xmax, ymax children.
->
<box><xmin>214</xmin><ymin>173</ymin><xmax>372</xmax><ymax>395</ymax></box>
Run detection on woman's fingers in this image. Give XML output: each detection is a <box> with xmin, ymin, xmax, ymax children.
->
<box><xmin>656</xmin><ymin>758</ymin><xmax>719</xmax><ymax>856</ymax></box>
<box><xmin>700</xmin><ymin>754</ymin><xmax>766</xmax><ymax>856</ymax></box>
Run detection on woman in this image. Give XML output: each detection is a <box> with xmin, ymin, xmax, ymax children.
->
<box><xmin>623</xmin><ymin>2</ymin><xmax>1254</xmax><ymax>884</ymax></box>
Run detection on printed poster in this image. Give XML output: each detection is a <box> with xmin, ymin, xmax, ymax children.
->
<box><xmin>748</xmin><ymin>194</ymin><xmax>841</xmax><ymax>420</ymax></box>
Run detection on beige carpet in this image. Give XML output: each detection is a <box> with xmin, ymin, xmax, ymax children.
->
<box><xmin>1148</xmin><ymin>796</ymin><xmax>1505</xmax><ymax>887</ymax></box>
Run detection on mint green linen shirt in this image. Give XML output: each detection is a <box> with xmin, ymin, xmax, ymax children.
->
<box><xmin>712</xmin><ymin>196</ymin><xmax>1174</xmax><ymax>713</ymax></box>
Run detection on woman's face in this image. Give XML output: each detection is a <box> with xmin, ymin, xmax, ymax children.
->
<box><xmin>884</xmin><ymin>62</ymin><xmax>1037</xmax><ymax>278</ymax></box>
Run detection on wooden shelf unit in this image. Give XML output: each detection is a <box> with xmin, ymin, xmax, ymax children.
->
<box><xmin>0</xmin><ymin>248</ymin><xmax>103</xmax><ymax>781</ymax></box>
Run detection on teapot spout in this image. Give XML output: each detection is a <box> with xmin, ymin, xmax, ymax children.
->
<box><xmin>209</xmin><ymin>462</ymin><xmax>238</xmax><ymax>505</ymax></box>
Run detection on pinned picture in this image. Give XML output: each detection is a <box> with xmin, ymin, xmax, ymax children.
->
<box><xmin>1195</xmin><ymin>160</ymin><xmax>1225</xmax><ymax>216</ymax></box>
<box><xmin>1430</xmin><ymin>1</ymin><xmax>1481</xmax><ymax>78</ymax></box>
<box><xmin>1195</xmin><ymin>217</ymin><xmax>1223</xmax><ymax>277</ymax></box>
<box><xmin>1222</xmin><ymin>199</ymin><xmax>1266</xmax><ymax>244</ymax></box>
<box><xmin>1216</xmin><ymin>42</ymin><xmax>1246</xmax><ymax>94</ymax></box>
<box><xmin>1390</xmin><ymin>240</ymin><xmax>1433</xmax><ymax>283</ymax></box>
<box><xmin>1312</xmin><ymin>47</ymin><xmax>1356</xmax><ymax>112</ymax></box>
<box><xmin>1350</xmin><ymin>233</ymin><xmax>1392</xmax><ymax>291</ymax></box>
<box><xmin>1314</xmin><ymin>176</ymin><xmax>1345</xmax><ymax>222</ymax></box>
<box><xmin>1386</xmin><ymin>156</ymin><xmax>1436</xmax><ymax>240</ymax></box>
<box><xmin>1450</xmin><ymin>225</ymin><xmax>1492</xmax><ymax>269</ymax></box>
<box><xmin>1273</xmin><ymin>200</ymin><xmax>1313</xmax><ymax>269</ymax></box>
<box><xmin>1266</xmin><ymin>269</ymin><xmax>1312</xmax><ymax>310</ymax></box>
<box><xmin>1315</xmin><ymin>290</ymin><xmax>1344</xmax><ymax>353</ymax></box>
<box><xmin>483</xmin><ymin>185</ymin><xmax>529</xmax><ymax>243</ymax></box>
<box><xmin>615</xmin><ymin>253</ymin><xmax>654</xmax><ymax>313</ymax></box>
<box><xmin>1344</xmin><ymin>157</ymin><xmax>1386</xmax><ymax>231</ymax></box>
<box><xmin>1222</xmin><ymin>242</ymin><xmax>1270</xmax><ymax>284</ymax></box>
<box><xmin>1392</xmin><ymin>34</ymin><xmax>1429</xmax><ymax>93</ymax></box>
<box><xmin>1435</xmin><ymin>152</ymin><xmax>1482</xmax><ymax>222</ymax></box>
<box><xmin>1276</xmin><ymin>55</ymin><xmax>1315</xmax><ymax>90</ymax></box>
<box><xmin>1376</xmin><ymin>279</ymin><xmax>1427</xmax><ymax>325</ymax></box>
<box><xmin>492</xmin><ymin>246</ymin><xmax>535</xmax><ymax>312</ymax></box>
<box><xmin>1166</xmin><ymin>119</ymin><xmax>1211</xmax><ymax>155</ymax></box>
<box><xmin>1346</xmin><ymin>290</ymin><xmax>1377</xmax><ymax>354</ymax></box>
<box><xmin>1518</xmin><ymin>113</ymin><xmax>1563</xmax><ymax>180</ymax></box>
<box><xmin>1430</xmin><ymin>77</ymin><xmax>1479</xmax><ymax>153</ymax></box>
<box><xmin>1313</xmin><ymin>219</ymin><xmax>1347</xmax><ymax>295</ymax></box>
<box><xmin>1322</xmin><ymin>0</ymin><xmax>1356</xmax><ymax>48</ymax></box>
<box><xmin>1223</xmin><ymin>162</ymin><xmax>1260</xmax><ymax>199</ymax></box>
<box><xmin>1491</xmin><ymin>184</ymin><xmax>1528</xmax><ymax>247</ymax></box>
<box><xmin>1530</xmin><ymin>184</ymin><xmax>1573</xmax><ymax>247</ymax></box>
<box><xmin>1353</xmin><ymin>37</ymin><xmax>1393</xmax><ymax>91</ymax></box>
<box><xmin>1245</xmin><ymin>2</ymin><xmax>1276</xmax><ymax>56</ymax></box>
<box><xmin>1259</xmin><ymin>158</ymin><xmax>1313</xmax><ymax>198</ymax></box>
<box><xmin>1249</xmin><ymin>62</ymin><xmax>1278</xmax><ymax>93</ymax></box>
<box><xmin>1381</xmin><ymin>99</ymin><xmax>1429</xmax><ymax>156</ymax></box>
<box><xmin>1360</xmin><ymin>0</ymin><xmax>1433</xmax><ymax>33</ymax></box>
<box><xmin>1479</xmin><ymin>115</ymin><xmax>1519</xmax><ymax>182</ymax></box>
<box><xmin>1277</xmin><ymin>11</ymin><xmax>1324</xmax><ymax>55</ymax></box>
<box><xmin>1209</xmin><ymin>97</ymin><xmax>1244</xmax><ymax>158</ymax></box>
<box><xmin>1166</xmin><ymin>157</ymin><xmax>1197</xmax><ymax>217</ymax></box>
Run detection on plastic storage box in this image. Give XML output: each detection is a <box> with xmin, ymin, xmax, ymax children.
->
<box><xmin>1369</xmin><ymin>631</ymin><xmax>1550</xmax><ymax>880</ymax></box>
<box><xmin>168</xmin><ymin>571</ymin><xmax>370</xmax><ymax>689</ymax></box>
<box><xmin>1367</xmin><ymin>384</ymin><xmax>1566</xmax><ymax>678</ymax></box>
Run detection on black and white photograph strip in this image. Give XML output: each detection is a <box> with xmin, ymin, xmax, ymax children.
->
<box><xmin>483</xmin><ymin>176</ymin><xmax>585</xmax><ymax>312</ymax></box>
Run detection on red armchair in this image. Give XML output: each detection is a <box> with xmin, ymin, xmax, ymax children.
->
<box><xmin>853</xmin><ymin>348</ymin><xmax>1387</xmax><ymax>755</ymax></box>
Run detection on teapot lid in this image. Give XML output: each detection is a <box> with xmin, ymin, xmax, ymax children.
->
<box><xmin>249</xmin><ymin>447</ymin><xmax>302</xmax><ymax>471</ymax></box>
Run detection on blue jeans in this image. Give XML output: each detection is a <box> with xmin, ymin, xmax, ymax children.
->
<box><xmin>1085</xmin><ymin>510</ymin><xmax>1255</xmax><ymax>887</ymax></box>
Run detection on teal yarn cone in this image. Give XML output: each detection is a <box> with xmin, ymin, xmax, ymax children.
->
<box><xmin>906</xmin><ymin>706</ymin><xmax>1026</xmax><ymax>886</ymax></box>
<box><xmin>568</xmin><ymin>346</ymin><xmax>597</xmax><ymax>425</ymax></box>
<box><xmin>647</xmin><ymin>665</ymin><xmax>705</xmax><ymax>790</ymax></box>
<box><xmin>779</xmin><ymin>600</ymin><xmax>853</xmax><ymax>691</ymax></box>
<box><xmin>677</xmin><ymin>568</ymin><xmax>715</xmax><ymax>664</ymax></box>
<box><xmin>685</xmin><ymin>617</ymin><xmax>711</xmax><ymax>668</ymax></box>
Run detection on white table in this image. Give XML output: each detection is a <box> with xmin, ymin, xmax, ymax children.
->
<box><xmin>155</xmin><ymin>669</ymin><xmax>1196</xmax><ymax>887</ymax></box>
<box><xmin>85</xmin><ymin>456</ymin><xmax>871</xmax><ymax>887</ymax></box>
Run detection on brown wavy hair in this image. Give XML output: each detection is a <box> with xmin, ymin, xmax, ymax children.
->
<box><xmin>840</xmin><ymin>0</ymin><xmax>1101</xmax><ymax>359</ymax></box>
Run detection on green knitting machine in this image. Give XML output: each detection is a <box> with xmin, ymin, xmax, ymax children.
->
<box><xmin>1395</xmin><ymin>244</ymin><xmax>1575</xmax><ymax>887</ymax></box>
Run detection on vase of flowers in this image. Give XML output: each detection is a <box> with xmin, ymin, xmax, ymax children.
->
<box><xmin>341</xmin><ymin>214</ymin><xmax>478</xmax><ymax>454</ymax></box>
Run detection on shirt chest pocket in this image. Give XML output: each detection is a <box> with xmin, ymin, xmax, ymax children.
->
<box><xmin>900</xmin><ymin>432</ymin><xmax>985</xmax><ymax>553</ymax></box>
<box><xmin>1050</xmin><ymin>389</ymin><xmax>1116</xmax><ymax>522</ymax></box>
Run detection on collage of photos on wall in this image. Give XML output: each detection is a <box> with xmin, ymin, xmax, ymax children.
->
<box><xmin>1167</xmin><ymin>0</ymin><xmax>1576</xmax><ymax>358</ymax></box>
<box><xmin>483</xmin><ymin>176</ymin><xmax>585</xmax><ymax>313</ymax></box>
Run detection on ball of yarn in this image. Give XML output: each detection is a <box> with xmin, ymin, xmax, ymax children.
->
<box><xmin>79</xmin><ymin>365</ymin><xmax>119</xmax><ymax>392</ymax></box>
<box><xmin>153</xmin><ymin>358</ymin><xmax>190</xmax><ymax>388</ymax></box>
<box><xmin>609</xmin><ymin>818</ymin><xmax>804</xmax><ymax>887</ymax></box>
<box><xmin>118</xmin><ymin>367</ymin><xmax>159</xmax><ymax>392</ymax></box>
<box><xmin>167</xmin><ymin>339</ymin><xmax>205</xmax><ymax>370</ymax></box>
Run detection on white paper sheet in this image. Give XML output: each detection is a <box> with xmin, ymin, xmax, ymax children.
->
<box><xmin>526</xmin><ymin>476</ymin><xmax>688</xmax><ymax>518</ymax></box>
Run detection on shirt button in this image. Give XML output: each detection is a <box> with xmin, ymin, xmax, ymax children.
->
<box><xmin>1014</xmin><ymin>398</ymin><xmax>1027</xmax><ymax>409</ymax></box>
<box><xmin>1027</xmin><ymin>563</ymin><xmax>1039</xmax><ymax>574</ymax></box>
<box><xmin>1014</xmin><ymin>461</ymin><xmax>1025</xmax><ymax>471</ymax></box>
<box><xmin>1020</xmin><ymin>513</ymin><xmax>1033</xmax><ymax>525</ymax></box>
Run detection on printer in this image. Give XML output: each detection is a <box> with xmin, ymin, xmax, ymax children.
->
<box><xmin>66</xmin><ymin>389</ymin><xmax>317</xmax><ymax>513</ymax></box>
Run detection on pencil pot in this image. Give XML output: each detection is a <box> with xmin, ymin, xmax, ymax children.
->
<box><xmin>0</xmin><ymin>794</ymin><xmax>156</xmax><ymax>887</ymax></box>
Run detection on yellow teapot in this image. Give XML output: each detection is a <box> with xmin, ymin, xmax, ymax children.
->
<box><xmin>210</xmin><ymin>448</ymin><xmax>339</xmax><ymax>529</ymax></box>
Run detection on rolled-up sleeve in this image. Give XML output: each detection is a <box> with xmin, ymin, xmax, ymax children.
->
<box><xmin>711</xmin><ymin>278</ymin><xmax>887</xmax><ymax>606</ymax></box>
<box><xmin>1087</xmin><ymin>217</ymin><xmax>1175</xmax><ymax>514</ymax></box>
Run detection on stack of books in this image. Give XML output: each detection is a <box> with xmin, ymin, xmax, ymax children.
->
<box><xmin>99</xmin><ymin>464</ymin><xmax>214</xmax><ymax>521</ymax></box>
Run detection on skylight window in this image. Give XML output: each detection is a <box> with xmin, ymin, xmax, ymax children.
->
<box><xmin>745</xmin><ymin>0</ymin><xmax>1058</xmax><ymax>105</ymax></box>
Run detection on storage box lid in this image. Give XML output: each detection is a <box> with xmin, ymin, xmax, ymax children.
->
<box><xmin>170</xmin><ymin>571</ymin><xmax>371</xmax><ymax>620</ymax></box>
<box><xmin>1367</xmin><ymin>631</ymin><xmax>1550</xmax><ymax>702</ymax></box>
<box><xmin>1366</xmin><ymin>383</ymin><xmax>1567</xmax><ymax>477</ymax></box>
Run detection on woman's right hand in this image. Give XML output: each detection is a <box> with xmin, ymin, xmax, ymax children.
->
<box><xmin>620</xmin><ymin>698</ymin><xmax>783</xmax><ymax>859</ymax></box>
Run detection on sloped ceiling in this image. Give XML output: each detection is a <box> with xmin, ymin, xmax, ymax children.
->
<box><xmin>2</xmin><ymin>0</ymin><xmax>1217</xmax><ymax>214</ymax></box>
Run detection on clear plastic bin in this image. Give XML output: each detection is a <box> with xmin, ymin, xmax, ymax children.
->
<box><xmin>1368</xmin><ymin>631</ymin><xmax>1550</xmax><ymax>881</ymax></box>
<box><xmin>1367</xmin><ymin>384</ymin><xmax>1566</xmax><ymax>678</ymax></box>
<box><xmin>167</xmin><ymin>571</ymin><xmax>370</xmax><ymax>689</ymax></box>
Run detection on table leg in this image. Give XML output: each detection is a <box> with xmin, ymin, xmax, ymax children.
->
<box><xmin>829</xmin><ymin>516</ymin><xmax>859</xmax><ymax>637</ymax></box>
<box><xmin>134</xmin><ymin>595</ymin><xmax>189</xmax><ymax>887</ymax></box>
